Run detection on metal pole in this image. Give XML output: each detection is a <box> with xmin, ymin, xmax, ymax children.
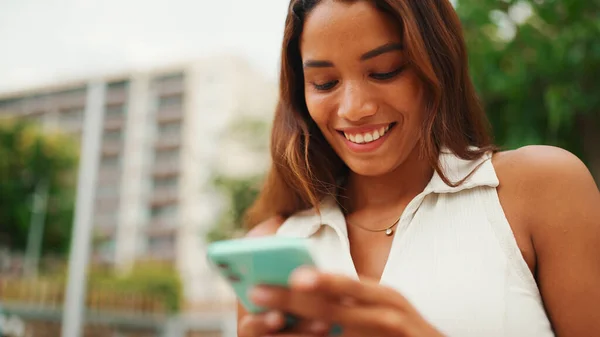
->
<box><xmin>24</xmin><ymin>179</ymin><xmax>49</xmax><ymax>278</ymax></box>
<box><xmin>61</xmin><ymin>81</ymin><xmax>106</xmax><ymax>337</ymax></box>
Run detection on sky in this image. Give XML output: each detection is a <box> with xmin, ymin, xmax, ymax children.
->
<box><xmin>0</xmin><ymin>0</ymin><xmax>289</xmax><ymax>94</ymax></box>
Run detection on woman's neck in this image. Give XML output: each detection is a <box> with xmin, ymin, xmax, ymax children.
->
<box><xmin>342</xmin><ymin>146</ymin><xmax>434</xmax><ymax>212</ymax></box>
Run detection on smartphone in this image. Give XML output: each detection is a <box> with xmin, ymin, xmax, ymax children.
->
<box><xmin>207</xmin><ymin>236</ymin><xmax>344</xmax><ymax>335</ymax></box>
<box><xmin>206</xmin><ymin>236</ymin><xmax>316</xmax><ymax>313</ymax></box>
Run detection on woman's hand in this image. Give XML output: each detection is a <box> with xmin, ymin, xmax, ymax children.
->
<box><xmin>238</xmin><ymin>310</ymin><xmax>332</xmax><ymax>337</ymax></box>
<box><xmin>248</xmin><ymin>266</ymin><xmax>445</xmax><ymax>337</ymax></box>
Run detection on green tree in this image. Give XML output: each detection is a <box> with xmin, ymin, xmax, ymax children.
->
<box><xmin>87</xmin><ymin>261</ymin><xmax>183</xmax><ymax>312</ymax></box>
<box><xmin>0</xmin><ymin>118</ymin><xmax>79</xmax><ymax>255</ymax></box>
<box><xmin>205</xmin><ymin>116</ymin><xmax>270</xmax><ymax>242</ymax></box>
<box><xmin>206</xmin><ymin>174</ymin><xmax>264</xmax><ymax>242</ymax></box>
<box><xmin>457</xmin><ymin>0</ymin><xmax>600</xmax><ymax>182</ymax></box>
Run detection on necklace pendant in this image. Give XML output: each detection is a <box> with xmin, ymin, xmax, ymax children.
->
<box><xmin>385</xmin><ymin>228</ymin><xmax>394</xmax><ymax>236</ymax></box>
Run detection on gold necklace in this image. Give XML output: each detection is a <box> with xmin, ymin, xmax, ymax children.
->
<box><xmin>346</xmin><ymin>214</ymin><xmax>402</xmax><ymax>236</ymax></box>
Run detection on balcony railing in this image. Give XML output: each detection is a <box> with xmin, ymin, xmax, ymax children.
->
<box><xmin>0</xmin><ymin>278</ymin><xmax>167</xmax><ymax>315</ymax></box>
<box><xmin>153</xmin><ymin>137</ymin><xmax>181</xmax><ymax>151</ymax></box>
<box><xmin>155</xmin><ymin>106</ymin><xmax>183</xmax><ymax>123</ymax></box>
<box><xmin>149</xmin><ymin>187</ymin><xmax>178</xmax><ymax>207</ymax></box>
<box><xmin>56</xmin><ymin>93</ymin><xmax>87</xmax><ymax>110</ymax></box>
<box><xmin>105</xmin><ymin>89</ymin><xmax>127</xmax><ymax>106</ymax></box>
<box><xmin>155</xmin><ymin>80</ymin><xmax>184</xmax><ymax>97</ymax></box>
<box><xmin>144</xmin><ymin>218</ymin><xmax>178</xmax><ymax>237</ymax></box>
<box><xmin>152</xmin><ymin>162</ymin><xmax>179</xmax><ymax>178</ymax></box>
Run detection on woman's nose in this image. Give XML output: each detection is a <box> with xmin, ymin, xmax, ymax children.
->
<box><xmin>337</xmin><ymin>82</ymin><xmax>378</xmax><ymax>122</ymax></box>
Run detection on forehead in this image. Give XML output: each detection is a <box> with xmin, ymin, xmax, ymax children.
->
<box><xmin>300</xmin><ymin>0</ymin><xmax>402</xmax><ymax>57</ymax></box>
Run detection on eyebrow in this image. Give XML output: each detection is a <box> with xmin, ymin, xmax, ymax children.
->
<box><xmin>302</xmin><ymin>42</ymin><xmax>403</xmax><ymax>69</ymax></box>
<box><xmin>360</xmin><ymin>42</ymin><xmax>403</xmax><ymax>61</ymax></box>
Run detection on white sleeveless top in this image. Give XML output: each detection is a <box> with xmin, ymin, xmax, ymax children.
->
<box><xmin>276</xmin><ymin>150</ymin><xmax>555</xmax><ymax>337</ymax></box>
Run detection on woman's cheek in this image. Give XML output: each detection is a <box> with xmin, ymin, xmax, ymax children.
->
<box><xmin>306</xmin><ymin>94</ymin><xmax>333</xmax><ymax>125</ymax></box>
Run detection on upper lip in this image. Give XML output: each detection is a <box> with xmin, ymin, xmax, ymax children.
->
<box><xmin>335</xmin><ymin>122</ymin><xmax>394</xmax><ymax>134</ymax></box>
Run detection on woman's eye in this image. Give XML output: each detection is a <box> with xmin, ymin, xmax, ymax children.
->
<box><xmin>370</xmin><ymin>67</ymin><xmax>405</xmax><ymax>81</ymax></box>
<box><xmin>312</xmin><ymin>80</ymin><xmax>339</xmax><ymax>91</ymax></box>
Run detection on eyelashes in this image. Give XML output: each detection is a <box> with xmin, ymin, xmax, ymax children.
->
<box><xmin>313</xmin><ymin>80</ymin><xmax>339</xmax><ymax>91</ymax></box>
<box><xmin>310</xmin><ymin>65</ymin><xmax>407</xmax><ymax>92</ymax></box>
<box><xmin>369</xmin><ymin>66</ymin><xmax>406</xmax><ymax>81</ymax></box>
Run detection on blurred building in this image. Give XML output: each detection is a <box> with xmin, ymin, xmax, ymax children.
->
<box><xmin>0</xmin><ymin>55</ymin><xmax>277</xmax><ymax>307</ymax></box>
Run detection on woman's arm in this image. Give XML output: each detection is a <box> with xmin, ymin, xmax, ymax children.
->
<box><xmin>503</xmin><ymin>146</ymin><xmax>600</xmax><ymax>336</ymax></box>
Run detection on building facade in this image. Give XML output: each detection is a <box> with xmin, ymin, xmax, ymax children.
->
<box><xmin>0</xmin><ymin>55</ymin><xmax>277</xmax><ymax>307</ymax></box>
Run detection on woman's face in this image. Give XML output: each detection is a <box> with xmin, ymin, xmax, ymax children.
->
<box><xmin>300</xmin><ymin>0</ymin><xmax>426</xmax><ymax>177</ymax></box>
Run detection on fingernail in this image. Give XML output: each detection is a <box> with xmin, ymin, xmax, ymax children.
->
<box><xmin>248</xmin><ymin>286</ymin><xmax>270</xmax><ymax>304</ymax></box>
<box><xmin>290</xmin><ymin>267</ymin><xmax>318</xmax><ymax>288</ymax></box>
<box><xmin>308</xmin><ymin>320</ymin><xmax>330</xmax><ymax>334</ymax></box>
<box><xmin>264</xmin><ymin>311</ymin><xmax>283</xmax><ymax>328</ymax></box>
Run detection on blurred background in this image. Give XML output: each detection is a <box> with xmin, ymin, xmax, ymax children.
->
<box><xmin>0</xmin><ymin>0</ymin><xmax>598</xmax><ymax>336</ymax></box>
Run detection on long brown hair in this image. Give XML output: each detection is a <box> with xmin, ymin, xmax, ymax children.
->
<box><xmin>245</xmin><ymin>0</ymin><xmax>496</xmax><ymax>227</ymax></box>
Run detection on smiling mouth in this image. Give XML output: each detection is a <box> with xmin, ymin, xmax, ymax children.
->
<box><xmin>338</xmin><ymin>122</ymin><xmax>396</xmax><ymax>145</ymax></box>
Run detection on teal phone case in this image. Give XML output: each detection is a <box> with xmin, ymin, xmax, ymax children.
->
<box><xmin>206</xmin><ymin>236</ymin><xmax>316</xmax><ymax>313</ymax></box>
<box><xmin>207</xmin><ymin>236</ymin><xmax>344</xmax><ymax>335</ymax></box>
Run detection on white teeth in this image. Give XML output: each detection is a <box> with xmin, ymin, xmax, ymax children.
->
<box><xmin>343</xmin><ymin>124</ymin><xmax>392</xmax><ymax>144</ymax></box>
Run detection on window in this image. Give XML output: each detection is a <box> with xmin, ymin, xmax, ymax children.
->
<box><xmin>0</xmin><ymin>98</ymin><xmax>21</xmax><ymax>113</ymax></box>
<box><xmin>97</xmin><ymin>184</ymin><xmax>119</xmax><ymax>197</ymax></box>
<box><xmin>105</xmin><ymin>104</ymin><xmax>126</xmax><ymax>118</ymax></box>
<box><xmin>151</xmin><ymin>204</ymin><xmax>177</xmax><ymax>219</ymax></box>
<box><xmin>103</xmin><ymin>129</ymin><xmax>123</xmax><ymax>143</ymax></box>
<box><xmin>54</xmin><ymin>87</ymin><xmax>87</xmax><ymax>110</ymax></box>
<box><xmin>94</xmin><ymin>213</ymin><xmax>118</xmax><ymax>226</ymax></box>
<box><xmin>146</xmin><ymin>235</ymin><xmax>175</xmax><ymax>254</ymax></box>
<box><xmin>59</xmin><ymin>108</ymin><xmax>84</xmax><ymax>124</ymax></box>
<box><xmin>158</xmin><ymin>95</ymin><xmax>183</xmax><ymax>110</ymax></box>
<box><xmin>107</xmin><ymin>80</ymin><xmax>128</xmax><ymax>91</ymax></box>
<box><xmin>156</xmin><ymin>73</ymin><xmax>184</xmax><ymax>84</ymax></box>
<box><xmin>153</xmin><ymin>176</ymin><xmax>178</xmax><ymax>190</ymax></box>
<box><xmin>56</xmin><ymin>87</ymin><xmax>87</xmax><ymax>97</ymax></box>
<box><xmin>154</xmin><ymin>149</ymin><xmax>179</xmax><ymax>163</ymax></box>
<box><xmin>101</xmin><ymin>155</ymin><xmax>121</xmax><ymax>169</ymax></box>
<box><xmin>156</xmin><ymin>121</ymin><xmax>181</xmax><ymax>139</ymax></box>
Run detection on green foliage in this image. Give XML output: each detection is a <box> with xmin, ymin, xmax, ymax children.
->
<box><xmin>33</xmin><ymin>261</ymin><xmax>183</xmax><ymax>313</ymax></box>
<box><xmin>226</xmin><ymin>117</ymin><xmax>271</xmax><ymax>152</ymax></box>
<box><xmin>0</xmin><ymin>118</ymin><xmax>79</xmax><ymax>255</ymax></box>
<box><xmin>458</xmin><ymin>0</ymin><xmax>600</xmax><ymax>158</ymax></box>
<box><xmin>87</xmin><ymin>262</ymin><xmax>183</xmax><ymax>312</ymax></box>
<box><xmin>206</xmin><ymin>174</ymin><xmax>264</xmax><ymax>242</ymax></box>
<box><xmin>206</xmin><ymin>116</ymin><xmax>271</xmax><ymax>242</ymax></box>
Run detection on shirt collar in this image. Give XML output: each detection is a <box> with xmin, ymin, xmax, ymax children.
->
<box><xmin>276</xmin><ymin>148</ymin><xmax>499</xmax><ymax>239</ymax></box>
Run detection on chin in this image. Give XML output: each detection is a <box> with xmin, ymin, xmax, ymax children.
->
<box><xmin>344</xmin><ymin>158</ymin><xmax>396</xmax><ymax>177</ymax></box>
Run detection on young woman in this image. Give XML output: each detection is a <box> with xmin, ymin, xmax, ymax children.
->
<box><xmin>236</xmin><ymin>0</ymin><xmax>600</xmax><ymax>336</ymax></box>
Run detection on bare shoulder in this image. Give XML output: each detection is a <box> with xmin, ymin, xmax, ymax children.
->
<box><xmin>494</xmin><ymin>145</ymin><xmax>600</xmax><ymax>336</ymax></box>
<box><xmin>492</xmin><ymin>144</ymin><xmax>599</xmax><ymax>232</ymax></box>
<box><xmin>493</xmin><ymin>145</ymin><xmax>598</xmax><ymax>200</ymax></box>
<box><xmin>246</xmin><ymin>215</ymin><xmax>286</xmax><ymax>238</ymax></box>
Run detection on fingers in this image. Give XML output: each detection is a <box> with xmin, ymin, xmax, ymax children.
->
<box><xmin>238</xmin><ymin>311</ymin><xmax>332</xmax><ymax>337</ymax></box>
<box><xmin>289</xmin><ymin>267</ymin><xmax>410</xmax><ymax>310</ymax></box>
<box><xmin>249</xmin><ymin>288</ymin><xmax>408</xmax><ymax>336</ymax></box>
<box><xmin>293</xmin><ymin>319</ymin><xmax>332</xmax><ymax>336</ymax></box>
<box><xmin>239</xmin><ymin>311</ymin><xmax>285</xmax><ymax>337</ymax></box>
<box><xmin>249</xmin><ymin>285</ymin><xmax>354</xmax><ymax>323</ymax></box>
<box><xmin>248</xmin><ymin>268</ymin><xmax>417</xmax><ymax>335</ymax></box>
